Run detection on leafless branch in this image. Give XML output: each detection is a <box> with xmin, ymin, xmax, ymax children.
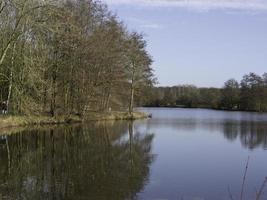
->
<box><xmin>240</xmin><ymin>156</ymin><xmax>250</xmax><ymax>200</ymax></box>
<box><xmin>255</xmin><ymin>177</ymin><xmax>267</xmax><ymax>200</ymax></box>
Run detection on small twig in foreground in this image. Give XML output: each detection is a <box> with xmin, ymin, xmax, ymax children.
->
<box><xmin>240</xmin><ymin>156</ymin><xmax>250</xmax><ymax>200</ymax></box>
<box><xmin>228</xmin><ymin>185</ymin><xmax>235</xmax><ymax>200</ymax></box>
<box><xmin>255</xmin><ymin>177</ymin><xmax>267</xmax><ymax>200</ymax></box>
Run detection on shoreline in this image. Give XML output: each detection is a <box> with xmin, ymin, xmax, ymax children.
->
<box><xmin>143</xmin><ymin>106</ymin><xmax>263</xmax><ymax>113</ymax></box>
<box><xmin>0</xmin><ymin>111</ymin><xmax>150</xmax><ymax>131</ymax></box>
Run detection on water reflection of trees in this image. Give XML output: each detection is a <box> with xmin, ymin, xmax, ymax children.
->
<box><xmin>146</xmin><ymin>119</ymin><xmax>267</xmax><ymax>150</ymax></box>
<box><xmin>0</xmin><ymin>122</ymin><xmax>154</xmax><ymax>200</ymax></box>
<box><xmin>223</xmin><ymin>121</ymin><xmax>267</xmax><ymax>150</ymax></box>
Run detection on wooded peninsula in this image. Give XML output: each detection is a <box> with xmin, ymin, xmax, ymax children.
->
<box><xmin>0</xmin><ymin>0</ymin><xmax>155</xmax><ymax>122</ymax></box>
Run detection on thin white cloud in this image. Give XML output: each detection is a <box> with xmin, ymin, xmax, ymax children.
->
<box><xmin>140</xmin><ymin>23</ymin><xmax>164</xmax><ymax>29</ymax></box>
<box><xmin>126</xmin><ymin>17</ymin><xmax>164</xmax><ymax>29</ymax></box>
<box><xmin>103</xmin><ymin>0</ymin><xmax>267</xmax><ymax>11</ymax></box>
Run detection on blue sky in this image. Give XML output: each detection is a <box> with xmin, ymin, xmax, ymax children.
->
<box><xmin>104</xmin><ymin>0</ymin><xmax>267</xmax><ymax>87</ymax></box>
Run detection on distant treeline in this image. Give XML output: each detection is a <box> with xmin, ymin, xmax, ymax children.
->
<box><xmin>0</xmin><ymin>0</ymin><xmax>155</xmax><ymax>116</ymax></box>
<box><xmin>143</xmin><ymin>72</ymin><xmax>267</xmax><ymax>112</ymax></box>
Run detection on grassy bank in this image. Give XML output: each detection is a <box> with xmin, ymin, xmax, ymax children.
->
<box><xmin>0</xmin><ymin>111</ymin><xmax>150</xmax><ymax>130</ymax></box>
<box><xmin>84</xmin><ymin>111</ymin><xmax>150</xmax><ymax>121</ymax></box>
<box><xmin>0</xmin><ymin>115</ymin><xmax>82</xmax><ymax>130</ymax></box>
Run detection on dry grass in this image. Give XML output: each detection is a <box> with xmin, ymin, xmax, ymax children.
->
<box><xmin>0</xmin><ymin>111</ymin><xmax>149</xmax><ymax>131</ymax></box>
<box><xmin>0</xmin><ymin>115</ymin><xmax>82</xmax><ymax>130</ymax></box>
<box><xmin>84</xmin><ymin>111</ymin><xmax>150</xmax><ymax>121</ymax></box>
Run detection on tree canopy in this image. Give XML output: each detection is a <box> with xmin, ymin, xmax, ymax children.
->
<box><xmin>144</xmin><ymin>72</ymin><xmax>267</xmax><ymax>112</ymax></box>
<box><xmin>0</xmin><ymin>0</ymin><xmax>155</xmax><ymax>116</ymax></box>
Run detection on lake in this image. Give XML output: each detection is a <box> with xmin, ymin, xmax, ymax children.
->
<box><xmin>0</xmin><ymin>108</ymin><xmax>267</xmax><ymax>200</ymax></box>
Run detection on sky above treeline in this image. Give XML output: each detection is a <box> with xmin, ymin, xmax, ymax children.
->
<box><xmin>103</xmin><ymin>0</ymin><xmax>267</xmax><ymax>87</ymax></box>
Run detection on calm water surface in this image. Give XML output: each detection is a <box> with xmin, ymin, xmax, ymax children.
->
<box><xmin>0</xmin><ymin>108</ymin><xmax>267</xmax><ymax>200</ymax></box>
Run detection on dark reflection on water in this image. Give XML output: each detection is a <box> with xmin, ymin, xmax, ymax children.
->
<box><xmin>0</xmin><ymin>122</ymin><xmax>154</xmax><ymax>200</ymax></box>
<box><xmin>137</xmin><ymin>108</ymin><xmax>267</xmax><ymax>200</ymax></box>
<box><xmin>1</xmin><ymin>108</ymin><xmax>267</xmax><ymax>200</ymax></box>
<box><xmin>142</xmin><ymin>111</ymin><xmax>267</xmax><ymax>150</ymax></box>
<box><xmin>222</xmin><ymin>121</ymin><xmax>267</xmax><ymax>150</ymax></box>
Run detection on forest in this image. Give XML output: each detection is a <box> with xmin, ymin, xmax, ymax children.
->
<box><xmin>144</xmin><ymin>72</ymin><xmax>267</xmax><ymax>112</ymax></box>
<box><xmin>0</xmin><ymin>0</ymin><xmax>155</xmax><ymax>117</ymax></box>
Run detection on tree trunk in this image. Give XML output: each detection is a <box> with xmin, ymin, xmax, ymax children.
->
<box><xmin>129</xmin><ymin>66</ymin><xmax>135</xmax><ymax>115</ymax></box>
<box><xmin>105</xmin><ymin>92</ymin><xmax>111</xmax><ymax>111</ymax></box>
<box><xmin>6</xmin><ymin>43</ymin><xmax>16</xmax><ymax>113</ymax></box>
<box><xmin>43</xmin><ymin>86</ymin><xmax>47</xmax><ymax>112</ymax></box>
<box><xmin>129</xmin><ymin>85</ymin><xmax>134</xmax><ymax>114</ymax></box>
<box><xmin>0</xmin><ymin>42</ymin><xmax>11</xmax><ymax>66</ymax></box>
<box><xmin>50</xmin><ymin>75</ymin><xmax>56</xmax><ymax>117</ymax></box>
<box><xmin>6</xmin><ymin>70</ymin><xmax>13</xmax><ymax>113</ymax></box>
